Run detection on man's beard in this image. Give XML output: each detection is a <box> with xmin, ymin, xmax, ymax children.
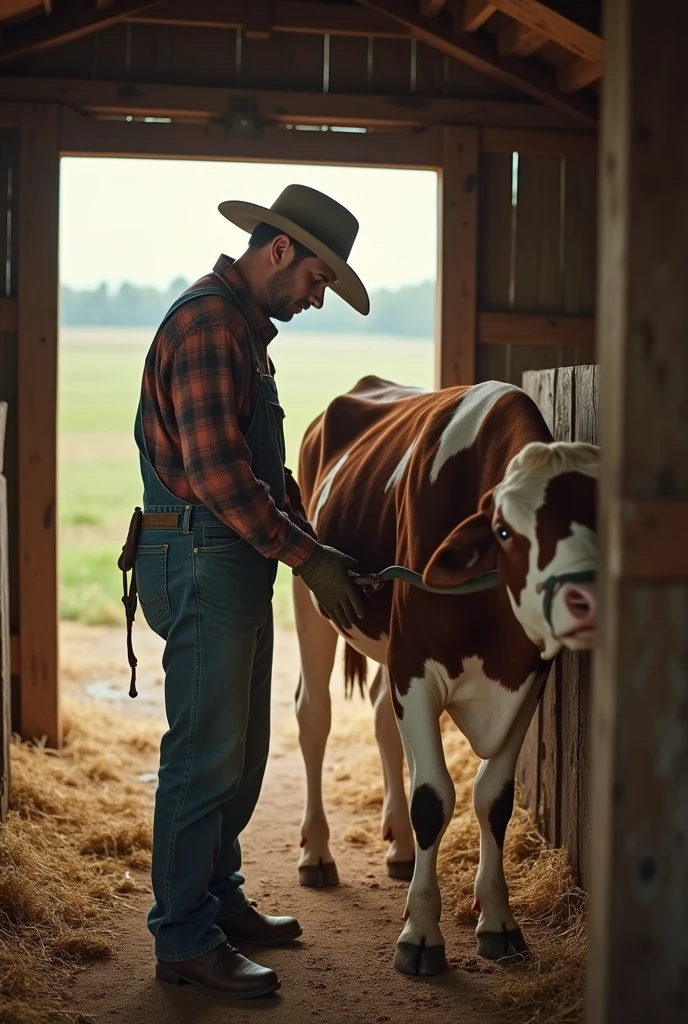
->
<box><xmin>265</xmin><ymin>265</ymin><xmax>299</xmax><ymax>322</ymax></box>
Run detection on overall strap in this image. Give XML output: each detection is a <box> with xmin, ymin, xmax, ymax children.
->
<box><xmin>160</xmin><ymin>280</ymin><xmax>265</xmax><ymax>374</ymax></box>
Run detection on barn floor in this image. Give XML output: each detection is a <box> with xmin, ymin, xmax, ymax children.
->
<box><xmin>59</xmin><ymin>621</ymin><xmax>508</xmax><ymax>1024</ymax></box>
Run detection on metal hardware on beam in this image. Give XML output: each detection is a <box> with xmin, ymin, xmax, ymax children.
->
<box><xmin>224</xmin><ymin>98</ymin><xmax>263</xmax><ymax>138</ymax></box>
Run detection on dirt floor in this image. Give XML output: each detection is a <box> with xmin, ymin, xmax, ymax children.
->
<box><xmin>58</xmin><ymin>620</ymin><xmax>511</xmax><ymax>1024</ymax></box>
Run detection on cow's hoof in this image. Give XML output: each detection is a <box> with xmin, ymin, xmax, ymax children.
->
<box><xmin>477</xmin><ymin>928</ymin><xmax>529</xmax><ymax>962</ymax></box>
<box><xmin>298</xmin><ymin>861</ymin><xmax>340</xmax><ymax>888</ymax></box>
<box><xmin>386</xmin><ymin>860</ymin><xmax>415</xmax><ymax>882</ymax></box>
<box><xmin>394</xmin><ymin>942</ymin><xmax>448</xmax><ymax>977</ymax></box>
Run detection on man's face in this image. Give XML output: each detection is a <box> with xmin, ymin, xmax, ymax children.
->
<box><xmin>265</xmin><ymin>246</ymin><xmax>336</xmax><ymax>322</ymax></box>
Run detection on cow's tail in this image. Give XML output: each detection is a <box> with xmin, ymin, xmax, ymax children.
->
<box><xmin>343</xmin><ymin>643</ymin><xmax>368</xmax><ymax>700</ymax></box>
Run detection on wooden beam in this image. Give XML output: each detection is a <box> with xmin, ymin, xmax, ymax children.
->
<box><xmin>357</xmin><ymin>0</ymin><xmax>598</xmax><ymax>127</ymax></box>
<box><xmin>0</xmin><ymin>0</ymin><xmax>164</xmax><ymax>65</ymax></box>
<box><xmin>0</xmin><ymin>75</ymin><xmax>592</xmax><ymax>132</ymax></box>
<box><xmin>128</xmin><ymin>0</ymin><xmax>411</xmax><ymax>37</ymax></box>
<box><xmin>9</xmin><ymin>633</ymin><xmax>19</xmax><ymax>678</ymax></box>
<box><xmin>480</xmin><ymin>125</ymin><xmax>596</xmax><ymax>155</ymax></box>
<box><xmin>419</xmin><ymin>0</ymin><xmax>449</xmax><ymax>14</ymax></box>
<box><xmin>0</xmin><ymin>299</ymin><xmax>17</xmax><ymax>332</ymax></box>
<box><xmin>588</xmin><ymin>0</ymin><xmax>688</xmax><ymax>1019</ymax></box>
<box><xmin>0</xmin><ymin>400</ymin><xmax>9</xmax><ymax>822</ymax></box>
<box><xmin>609</xmin><ymin>500</ymin><xmax>688</xmax><ymax>582</ymax></box>
<box><xmin>488</xmin><ymin>0</ymin><xmax>603</xmax><ymax>64</ymax></box>
<box><xmin>60</xmin><ymin>109</ymin><xmax>445</xmax><ymax>167</ymax></box>
<box><xmin>455</xmin><ymin>1</ymin><xmax>496</xmax><ymax>32</ymax></box>
<box><xmin>436</xmin><ymin>125</ymin><xmax>478</xmax><ymax>387</ymax></box>
<box><xmin>497</xmin><ymin>21</ymin><xmax>547</xmax><ymax>57</ymax></box>
<box><xmin>244</xmin><ymin>0</ymin><xmax>272</xmax><ymax>39</ymax></box>
<box><xmin>478</xmin><ymin>312</ymin><xmax>594</xmax><ymax>347</ymax></box>
<box><xmin>558</xmin><ymin>56</ymin><xmax>603</xmax><ymax>93</ymax></box>
<box><xmin>17</xmin><ymin>104</ymin><xmax>60</xmax><ymax>749</ymax></box>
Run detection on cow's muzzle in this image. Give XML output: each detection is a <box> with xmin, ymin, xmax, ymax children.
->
<box><xmin>536</xmin><ymin>569</ymin><xmax>597</xmax><ymax>640</ymax></box>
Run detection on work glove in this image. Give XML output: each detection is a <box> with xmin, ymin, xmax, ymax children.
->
<box><xmin>295</xmin><ymin>544</ymin><xmax>365</xmax><ymax>631</ymax></box>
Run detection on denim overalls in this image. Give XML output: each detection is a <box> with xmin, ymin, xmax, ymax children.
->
<box><xmin>134</xmin><ymin>280</ymin><xmax>287</xmax><ymax>962</ymax></box>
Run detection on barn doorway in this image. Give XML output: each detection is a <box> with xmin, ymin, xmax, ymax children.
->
<box><xmin>57</xmin><ymin>156</ymin><xmax>438</xmax><ymax>698</ymax></box>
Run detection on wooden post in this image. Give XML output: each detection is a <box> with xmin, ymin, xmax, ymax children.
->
<box><xmin>17</xmin><ymin>104</ymin><xmax>60</xmax><ymax>748</ymax></box>
<box><xmin>587</xmin><ymin>2</ymin><xmax>688</xmax><ymax>1020</ymax></box>
<box><xmin>0</xmin><ymin>401</ymin><xmax>10</xmax><ymax>821</ymax></box>
<box><xmin>436</xmin><ymin>125</ymin><xmax>478</xmax><ymax>388</ymax></box>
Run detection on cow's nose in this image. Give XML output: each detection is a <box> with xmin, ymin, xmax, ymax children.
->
<box><xmin>562</xmin><ymin>583</ymin><xmax>596</xmax><ymax>625</ymax></box>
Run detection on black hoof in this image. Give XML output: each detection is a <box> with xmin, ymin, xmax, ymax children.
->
<box><xmin>386</xmin><ymin>860</ymin><xmax>415</xmax><ymax>882</ymax></box>
<box><xmin>298</xmin><ymin>861</ymin><xmax>340</xmax><ymax>888</ymax></box>
<box><xmin>394</xmin><ymin>942</ymin><xmax>448</xmax><ymax>977</ymax></box>
<box><xmin>477</xmin><ymin>928</ymin><xmax>529</xmax><ymax>962</ymax></box>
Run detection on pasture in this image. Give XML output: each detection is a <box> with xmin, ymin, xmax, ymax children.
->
<box><xmin>58</xmin><ymin>326</ymin><xmax>434</xmax><ymax>627</ymax></box>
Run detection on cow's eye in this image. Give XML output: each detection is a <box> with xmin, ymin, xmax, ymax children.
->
<box><xmin>495</xmin><ymin>525</ymin><xmax>511</xmax><ymax>542</ymax></box>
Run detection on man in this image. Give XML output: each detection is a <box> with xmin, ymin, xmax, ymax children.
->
<box><xmin>124</xmin><ymin>185</ymin><xmax>367</xmax><ymax>999</ymax></box>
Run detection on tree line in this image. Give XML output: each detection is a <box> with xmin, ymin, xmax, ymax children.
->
<box><xmin>60</xmin><ymin>277</ymin><xmax>435</xmax><ymax>338</ymax></box>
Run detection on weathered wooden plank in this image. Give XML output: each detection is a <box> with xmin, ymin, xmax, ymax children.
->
<box><xmin>327</xmin><ymin>34</ymin><xmax>370</xmax><ymax>93</ymax></box>
<box><xmin>479</xmin><ymin>312</ymin><xmax>594</xmax><ymax>348</ymax></box>
<box><xmin>241</xmin><ymin>31</ymin><xmax>324</xmax><ymax>90</ymax></box>
<box><xmin>481</xmin><ymin>126</ymin><xmax>597</xmax><ymax>157</ymax></box>
<box><xmin>17</xmin><ymin>104</ymin><xmax>60</xmax><ymax>749</ymax></box>
<box><xmin>539</xmin><ymin>659</ymin><xmax>561</xmax><ymax>846</ymax></box>
<box><xmin>368</xmin><ymin>37</ymin><xmax>414</xmax><ymax>93</ymax></box>
<box><xmin>436</xmin><ymin>125</ymin><xmax>478</xmax><ymax>387</ymax></box>
<box><xmin>477</xmin><ymin>152</ymin><xmax>512</xmax><ymax>312</ymax></box>
<box><xmin>0</xmin><ymin>333</ymin><xmax>17</xmax><ymax>644</ymax></box>
<box><xmin>563</xmin><ymin>156</ymin><xmax>597</xmax><ymax>315</ymax></box>
<box><xmin>522</xmin><ymin>367</ymin><xmax>556</xmax><ymax>432</ymax></box>
<box><xmin>0</xmin><ymin>438</ymin><xmax>10</xmax><ymax>822</ymax></box>
<box><xmin>514</xmin><ymin>154</ymin><xmax>564</xmax><ymax>313</ymax></box>
<box><xmin>516</xmin><ymin>697</ymin><xmax>541</xmax><ymax>818</ymax></box>
<box><xmin>476</xmin><ymin>342</ymin><xmax>508</xmax><ymax>383</ymax></box>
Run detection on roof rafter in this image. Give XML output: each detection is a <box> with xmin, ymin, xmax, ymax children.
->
<box><xmin>356</xmin><ymin>0</ymin><xmax>597</xmax><ymax>126</ymax></box>
<box><xmin>0</xmin><ymin>0</ymin><xmax>164</xmax><ymax>65</ymax></box>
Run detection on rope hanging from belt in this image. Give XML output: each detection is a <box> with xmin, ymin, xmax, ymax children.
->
<box><xmin>117</xmin><ymin>507</ymin><xmax>143</xmax><ymax>698</ymax></box>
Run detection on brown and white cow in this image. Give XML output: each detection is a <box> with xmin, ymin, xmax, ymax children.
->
<box><xmin>293</xmin><ymin>377</ymin><xmax>598</xmax><ymax>977</ymax></box>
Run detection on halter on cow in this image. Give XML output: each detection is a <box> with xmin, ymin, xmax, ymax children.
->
<box><xmin>293</xmin><ymin>377</ymin><xmax>599</xmax><ymax>976</ymax></box>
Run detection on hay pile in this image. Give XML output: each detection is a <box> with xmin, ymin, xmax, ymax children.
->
<box><xmin>0</xmin><ymin>698</ymin><xmax>159</xmax><ymax>1024</ymax></box>
<box><xmin>328</xmin><ymin>706</ymin><xmax>587</xmax><ymax>1024</ymax></box>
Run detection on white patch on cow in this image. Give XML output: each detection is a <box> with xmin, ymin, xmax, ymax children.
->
<box><xmin>494</xmin><ymin>439</ymin><xmax>600</xmax><ymax>539</ymax></box>
<box><xmin>311</xmin><ymin>451</ymin><xmax>349</xmax><ymax>529</ymax></box>
<box><xmin>399</xmin><ymin>656</ymin><xmax>535</xmax><ymax>761</ymax></box>
<box><xmin>495</xmin><ymin>440</ymin><xmax>601</xmax><ymax>659</ymax></box>
<box><xmin>385</xmin><ymin>441</ymin><xmax>417</xmax><ymax>492</ymax></box>
<box><xmin>430</xmin><ymin>381</ymin><xmax>519</xmax><ymax>484</ymax></box>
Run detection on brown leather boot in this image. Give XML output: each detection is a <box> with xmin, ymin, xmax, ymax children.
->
<box><xmin>217</xmin><ymin>905</ymin><xmax>303</xmax><ymax>947</ymax></box>
<box><xmin>155</xmin><ymin>941</ymin><xmax>280</xmax><ymax>999</ymax></box>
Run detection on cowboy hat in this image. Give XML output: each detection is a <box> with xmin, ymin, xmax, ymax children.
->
<box><xmin>218</xmin><ymin>184</ymin><xmax>370</xmax><ymax>315</ymax></box>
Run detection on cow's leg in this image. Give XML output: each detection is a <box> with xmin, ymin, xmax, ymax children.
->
<box><xmin>392</xmin><ymin>676</ymin><xmax>455</xmax><ymax>977</ymax></box>
<box><xmin>294</xmin><ymin>575</ymin><xmax>340</xmax><ymax>888</ymax></box>
<box><xmin>369</xmin><ymin>666</ymin><xmax>415</xmax><ymax>881</ymax></box>
<box><xmin>472</xmin><ymin>669</ymin><xmax>548</xmax><ymax>961</ymax></box>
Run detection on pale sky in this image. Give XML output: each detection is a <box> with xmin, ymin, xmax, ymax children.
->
<box><xmin>59</xmin><ymin>158</ymin><xmax>438</xmax><ymax>293</ymax></box>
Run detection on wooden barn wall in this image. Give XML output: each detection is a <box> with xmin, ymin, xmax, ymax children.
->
<box><xmin>476</xmin><ymin>150</ymin><xmax>597</xmax><ymax>384</ymax></box>
<box><xmin>5</xmin><ymin>26</ymin><xmax>523</xmax><ymax>100</ymax></box>
<box><xmin>0</xmin><ymin>125</ymin><xmax>19</xmax><ymax>755</ymax></box>
<box><xmin>517</xmin><ymin>364</ymin><xmax>599</xmax><ymax>889</ymax></box>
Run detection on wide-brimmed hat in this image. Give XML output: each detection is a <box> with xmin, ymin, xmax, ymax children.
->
<box><xmin>218</xmin><ymin>184</ymin><xmax>369</xmax><ymax>315</ymax></box>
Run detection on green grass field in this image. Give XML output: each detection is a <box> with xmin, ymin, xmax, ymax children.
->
<box><xmin>59</xmin><ymin>326</ymin><xmax>433</xmax><ymax>628</ymax></box>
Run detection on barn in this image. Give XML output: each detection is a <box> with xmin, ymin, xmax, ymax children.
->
<box><xmin>0</xmin><ymin>2</ymin><xmax>685</xmax><ymax>1022</ymax></box>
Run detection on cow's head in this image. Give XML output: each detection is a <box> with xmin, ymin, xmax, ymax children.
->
<box><xmin>423</xmin><ymin>441</ymin><xmax>599</xmax><ymax>659</ymax></box>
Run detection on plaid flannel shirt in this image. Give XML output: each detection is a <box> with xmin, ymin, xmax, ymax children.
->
<box><xmin>140</xmin><ymin>255</ymin><xmax>317</xmax><ymax>568</ymax></box>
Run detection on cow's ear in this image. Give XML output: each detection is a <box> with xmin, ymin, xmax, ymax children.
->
<box><xmin>423</xmin><ymin>510</ymin><xmax>496</xmax><ymax>589</ymax></box>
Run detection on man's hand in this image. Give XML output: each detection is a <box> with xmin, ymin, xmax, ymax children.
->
<box><xmin>294</xmin><ymin>544</ymin><xmax>365</xmax><ymax>631</ymax></box>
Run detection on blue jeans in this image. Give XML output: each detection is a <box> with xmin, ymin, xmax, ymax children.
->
<box><xmin>136</xmin><ymin>509</ymin><xmax>276</xmax><ymax>961</ymax></box>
